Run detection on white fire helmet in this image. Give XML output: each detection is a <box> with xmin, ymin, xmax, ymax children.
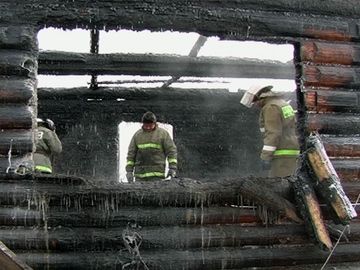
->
<box><xmin>240</xmin><ymin>85</ymin><xmax>273</xmax><ymax>108</ymax></box>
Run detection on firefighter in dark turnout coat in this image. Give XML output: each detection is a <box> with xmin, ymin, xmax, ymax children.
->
<box><xmin>126</xmin><ymin>112</ymin><xmax>178</xmax><ymax>182</ymax></box>
<box><xmin>34</xmin><ymin>118</ymin><xmax>62</xmax><ymax>174</ymax></box>
<box><xmin>240</xmin><ymin>85</ymin><xmax>299</xmax><ymax>177</ymax></box>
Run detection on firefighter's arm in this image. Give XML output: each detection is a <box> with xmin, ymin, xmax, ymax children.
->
<box><xmin>163</xmin><ymin>132</ymin><xmax>177</xmax><ymax>170</ymax></box>
<box><xmin>126</xmin><ymin>136</ymin><xmax>137</xmax><ymax>172</ymax></box>
<box><xmin>261</xmin><ymin>105</ymin><xmax>282</xmax><ymax>160</ymax></box>
<box><xmin>45</xmin><ymin>130</ymin><xmax>62</xmax><ymax>155</ymax></box>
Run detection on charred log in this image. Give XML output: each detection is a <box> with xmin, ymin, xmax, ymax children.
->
<box><xmin>38</xmin><ymin>51</ymin><xmax>295</xmax><ymax>79</ymax></box>
<box><xmin>0</xmin><ymin>77</ymin><xmax>35</xmax><ymax>104</ymax></box>
<box><xmin>307</xmin><ymin>114</ymin><xmax>360</xmax><ymax>135</ymax></box>
<box><xmin>0</xmin><ymin>26</ymin><xmax>37</xmax><ymax>51</ymax></box>
<box><xmin>0</xmin><ymin>51</ymin><xmax>37</xmax><ymax>78</ymax></box>
<box><xmin>0</xmin><ymin>106</ymin><xmax>33</xmax><ymax>129</ymax></box>
<box><xmin>301</xmin><ymin>41</ymin><xmax>360</xmax><ymax>65</ymax></box>
<box><xmin>0</xmin><ymin>130</ymin><xmax>33</xmax><ymax>155</ymax></box>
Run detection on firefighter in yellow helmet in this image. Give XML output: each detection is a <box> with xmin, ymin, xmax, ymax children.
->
<box><xmin>240</xmin><ymin>85</ymin><xmax>299</xmax><ymax>177</ymax></box>
<box><xmin>125</xmin><ymin>111</ymin><xmax>178</xmax><ymax>182</ymax></box>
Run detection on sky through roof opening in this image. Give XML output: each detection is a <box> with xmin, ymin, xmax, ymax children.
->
<box><xmin>37</xmin><ymin>28</ymin><xmax>295</xmax><ymax>91</ymax></box>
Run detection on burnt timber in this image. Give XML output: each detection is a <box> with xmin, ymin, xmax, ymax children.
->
<box><xmin>1</xmin><ymin>1</ymin><xmax>360</xmax><ymax>269</ymax></box>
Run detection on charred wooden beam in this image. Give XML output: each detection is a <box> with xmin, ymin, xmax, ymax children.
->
<box><xmin>0</xmin><ymin>26</ymin><xmax>37</xmax><ymax>51</ymax></box>
<box><xmin>0</xmin><ymin>206</ymin><xmax>261</xmax><ymax>228</ymax></box>
<box><xmin>38</xmin><ymin>51</ymin><xmax>295</xmax><ymax>79</ymax></box>
<box><xmin>306</xmin><ymin>133</ymin><xmax>357</xmax><ymax>224</ymax></box>
<box><xmin>332</xmin><ymin>159</ymin><xmax>360</xmax><ymax>182</ymax></box>
<box><xmin>0</xmin><ymin>51</ymin><xmax>37</xmax><ymax>77</ymax></box>
<box><xmin>321</xmin><ymin>136</ymin><xmax>360</xmax><ymax>158</ymax></box>
<box><xmin>0</xmin><ymin>77</ymin><xmax>35</xmax><ymax>104</ymax></box>
<box><xmin>301</xmin><ymin>41</ymin><xmax>360</xmax><ymax>65</ymax></box>
<box><xmin>0</xmin><ymin>129</ymin><xmax>33</xmax><ymax>155</ymax></box>
<box><xmin>0</xmin><ymin>106</ymin><xmax>33</xmax><ymax>129</ymax></box>
<box><xmin>0</xmin><ymin>176</ymin><xmax>301</xmax><ymax>223</ymax></box>
<box><xmin>307</xmin><ymin>114</ymin><xmax>360</xmax><ymax>135</ymax></box>
<box><xmin>0</xmin><ymin>155</ymin><xmax>33</xmax><ymax>174</ymax></box>
<box><xmin>3</xmin><ymin>1</ymin><xmax>360</xmax><ymax>42</ymax></box>
<box><xmin>304</xmin><ymin>89</ymin><xmax>360</xmax><ymax>113</ymax></box>
<box><xmin>0</xmin><ymin>241</ymin><xmax>33</xmax><ymax>270</ymax></box>
<box><xmin>0</xmin><ymin>224</ymin><xmax>313</xmax><ymax>251</ymax></box>
<box><xmin>16</xmin><ymin>243</ymin><xmax>360</xmax><ymax>270</ymax></box>
<box><xmin>302</xmin><ymin>65</ymin><xmax>360</xmax><ymax>88</ymax></box>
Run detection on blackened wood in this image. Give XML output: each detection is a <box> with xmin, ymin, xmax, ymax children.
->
<box><xmin>0</xmin><ymin>51</ymin><xmax>36</xmax><ymax>77</ymax></box>
<box><xmin>0</xmin><ymin>224</ymin><xmax>312</xmax><ymax>251</ymax></box>
<box><xmin>0</xmin><ymin>77</ymin><xmax>35</xmax><ymax>104</ymax></box>
<box><xmin>306</xmin><ymin>133</ymin><xmax>357</xmax><ymax>224</ymax></box>
<box><xmin>301</xmin><ymin>41</ymin><xmax>360</xmax><ymax>65</ymax></box>
<box><xmin>302</xmin><ymin>65</ymin><xmax>360</xmax><ymax>88</ymax></box>
<box><xmin>3</xmin><ymin>1</ymin><xmax>360</xmax><ymax>42</ymax></box>
<box><xmin>0</xmin><ymin>106</ymin><xmax>33</xmax><ymax>129</ymax></box>
<box><xmin>0</xmin><ymin>206</ymin><xmax>260</xmax><ymax>227</ymax></box>
<box><xmin>307</xmin><ymin>114</ymin><xmax>360</xmax><ymax>135</ymax></box>
<box><xmin>332</xmin><ymin>159</ymin><xmax>360</xmax><ymax>182</ymax></box>
<box><xmin>0</xmin><ymin>176</ymin><xmax>301</xmax><ymax>223</ymax></box>
<box><xmin>293</xmin><ymin>172</ymin><xmax>332</xmax><ymax>250</ymax></box>
<box><xmin>0</xmin><ymin>241</ymin><xmax>33</xmax><ymax>270</ymax></box>
<box><xmin>38</xmin><ymin>51</ymin><xmax>295</xmax><ymax>79</ymax></box>
<box><xmin>0</xmin><ymin>130</ymin><xmax>33</xmax><ymax>155</ymax></box>
<box><xmin>16</xmin><ymin>243</ymin><xmax>360</xmax><ymax>270</ymax></box>
<box><xmin>0</xmin><ymin>26</ymin><xmax>37</xmax><ymax>52</ymax></box>
<box><xmin>304</xmin><ymin>90</ymin><xmax>360</xmax><ymax>113</ymax></box>
<box><xmin>321</xmin><ymin>136</ymin><xmax>360</xmax><ymax>158</ymax></box>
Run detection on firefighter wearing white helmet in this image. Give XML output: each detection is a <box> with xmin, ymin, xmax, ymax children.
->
<box><xmin>34</xmin><ymin>118</ymin><xmax>62</xmax><ymax>174</ymax></box>
<box><xmin>240</xmin><ymin>85</ymin><xmax>299</xmax><ymax>177</ymax></box>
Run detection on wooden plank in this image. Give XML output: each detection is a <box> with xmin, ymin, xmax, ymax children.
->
<box><xmin>301</xmin><ymin>41</ymin><xmax>360</xmax><ymax>65</ymax></box>
<box><xmin>0</xmin><ymin>77</ymin><xmax>35</xmax><ymax>104</ymax></box>
<box><xmin>307</xmin><ymin>114</ymin><xmax>360</xmax><ymax>135</ymax></box>
<box><xmin>15</xmin><ymin>243</ymin><xmax>360</xmax><ymax>270</ymax></box>
<box><xmin>0</xmin><ymin>26</ymin><xmax>37</xmax><ymax>51</ymax></box>
<box><xmin>306</xmin><ymin>133</ymin><xmax>357</xmax><ymax>224</ymax></box>
<box><xmin>0</xmin><ymin>105</ymin><xmax>33</xmax><ymax>129</ymax></box>
<box><xmin>302</xmin><ymin>65</ymin><xmax>360</xmax><ymax>88</ymax></box>
<box><xmin>2</xmin><ymin>1</ymin><xmax>360</xmax><ymax>41</ymax></box>
<box><xmin>304</xmin><ymin>90</ymin><xmax>360</xmax><ymax>113</ymax></box>
<box><xmin>0</xmin><ymin>241</ymin><xmax>32</xmax><ymax>270</ymax></box>
<box><xmin>0</xmin><ymin>129</ymin><xmax>33</xmax><ymax>155</ymax></box>
<box><xmin>38</xmin><ymin>51</ymin><xmax>295</xmax><ymax>78</ymax></box>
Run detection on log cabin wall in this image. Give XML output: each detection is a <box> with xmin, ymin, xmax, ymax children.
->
<box><xmin>0</xmin><ymin>26</ymin><xmax>38</xmax><ymax>172</ymax></box>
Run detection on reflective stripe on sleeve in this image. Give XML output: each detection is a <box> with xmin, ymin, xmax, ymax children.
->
<box><xmin>274</xmin><ymin>149</ymin><xmax>300</xmax><ymax>156</ymax></box>
<box><xmin>262</xmin><ymin>145</ymin><xmax>277</xmax><ymax>152</ymax></box>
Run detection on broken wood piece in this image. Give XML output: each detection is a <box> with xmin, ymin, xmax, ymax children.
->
<box><xmin>306</xmin><ymin>132</ymin><xmax>357</xmax><ymax>224</ymax></box>
<box><xmin>0</xmin><ymin>240</ymin><xmax>32</xmax><ymax>270</ymax></box>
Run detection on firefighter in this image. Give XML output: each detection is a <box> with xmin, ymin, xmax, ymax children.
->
<box><xmin>126</xmin><ymin>111</ymin><xmax>178</xmax><ymax>182</ymax></box>
<box><xmin>34</xmin><ymin>118</ymin><xmax>62</xmax><ymax>174</ymax></box>
<box><xmin>240</xmin><ymin>85</ymin><xmax>299</xmax><ymax>177</ymax></box>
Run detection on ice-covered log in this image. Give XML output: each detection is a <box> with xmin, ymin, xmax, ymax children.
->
<box><xmin>16</xmin><ymin>243</ymin><xmax>360</xmax><ymax>270</ymax></box>
<box><xmin>38</xmin><ymin>51</ymin><xmax>294</xmax><ymax>79</ymax></box>
<box><xmin>0</xmin><ymin>78</ymin><xmax>35</xmax><ymax>104</ymax></box>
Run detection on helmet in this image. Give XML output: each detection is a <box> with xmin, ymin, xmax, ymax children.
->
<box><xmin>142</xmin><ymin>111</ymin><xmax>157</xmax><ymax>123</ymax></box>
<box><xmin>37</xmin><ymin>118</ymin><xmax>55</xmax><ymax>131</ymax></box>
<box><xmin>240</xmin><ymin>85</ymin><xmax>273</xmax><ymax>108</ymax></box>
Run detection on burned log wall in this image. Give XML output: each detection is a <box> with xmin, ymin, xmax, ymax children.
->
<box><xmin>301</xmin><ymin>41</ymin><xmax>360</xmax><ymax>182</ymax></box>
<box><xmin>37</xmin><ymin>88</ymin><xmax>262</xmax><ymax>181</ymax></box>
<box><xmin>0</xmin><ymin>26</ymin><xmax>38</xmax><ymax>172</ymax></box>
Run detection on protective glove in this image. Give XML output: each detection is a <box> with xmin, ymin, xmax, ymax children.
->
<box><xmin>126</xmin><ymin>172</ymin><xmax>134</xmax><ymax>183</ymax></box>
<box><xmin>261</xmin><ymin>160</ymin><xmax>271</xmax><ymax>171</ymax></box>
<box><xmin>167</xmin><ymin>168</ymin><xmax>177</xmax><ymax>179</ymax></box>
